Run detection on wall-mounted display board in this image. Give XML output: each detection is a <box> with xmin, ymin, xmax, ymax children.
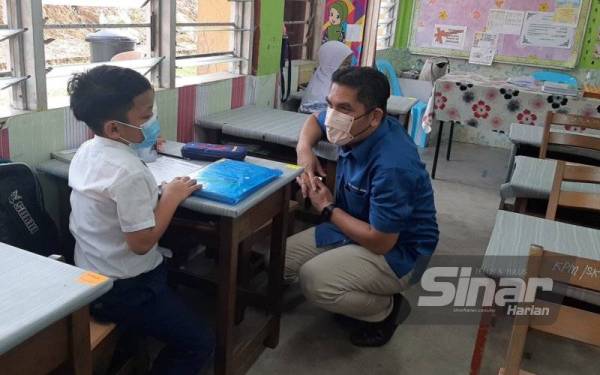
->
<box><xmin>408</xmin><ymin>0</ymin><xmax>592</xmax><ymax>69</ymax></box>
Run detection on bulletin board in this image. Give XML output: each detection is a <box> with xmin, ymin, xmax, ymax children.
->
<box><xmin>322</xmin><ymin>0</ymin><xmax>368</xmax><ymax>64</ymax></box>
<box><xmin>408</xmin><ymin>0</ymin><xmax>592</xmax><ymax>69</ymax></box>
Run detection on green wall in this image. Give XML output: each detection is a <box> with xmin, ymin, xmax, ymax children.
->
<box><xmin>256</xmin><ymin>0</ymin><xmax>285</xmax><ymax>76</ymax></box>
<box><xmin>394</xmin><ymin>0</ymin><xmax>414</xmax><ymax>49</ymax></box>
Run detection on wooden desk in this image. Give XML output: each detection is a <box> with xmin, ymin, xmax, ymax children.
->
<box><xmin>0</xmin><ymin>243</ymin><xmax>112</xmax><ymax>375</ymax></box>
<box><xmin>196</xmin><ymin>105</ymin><xmax>338</xmax><ymax>193</ymax></box>
<box><xmin>470</xmin><ymin>210</ymin><xmax>600</xmax><ymax>374</ymax></box>
<box><xmin>37</xmin><ymin>144</ymin><xmax>303</xmax><ymax>375</ymax></box>
<box><xmin>501</xmin><ymin>156</ymin><xmax>600</xmax><ymax>202</ymax></box>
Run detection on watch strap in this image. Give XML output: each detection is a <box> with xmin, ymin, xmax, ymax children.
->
<box><xmin>320</xmin><ymin>203</ymin><xmax>336</xmax><ymax>222</ymax></box>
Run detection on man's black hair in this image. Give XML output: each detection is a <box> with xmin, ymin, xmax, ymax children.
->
<box><xmin>67</xmin><ymin>65</ymin><xmax>152</xmax><ymax>135</ymax></box>
<box><xmin>331</xmin><ymin>67</ymin><xmax>390</xmax><ymax>113</ymax></box>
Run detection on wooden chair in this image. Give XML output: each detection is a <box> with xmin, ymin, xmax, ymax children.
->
<box><xmin>89</xmin><ymin>320</ymin><xmax>120</xmax><ymax>374</ymax></box>
<box><xmin>500</xmin><ymin>245</ymin><xmax>600</xmax><ymax>375</ymax></box>
<box><xmin>511</xmin><ymin>113</ymin><xmax>600</xmax><ymax>214</ymax></box>
<box><xmin>539</xmin><ymin>112</ymin><xmax>600</xmax><ymax>159</ymax></box>
<box><xmin>545</xmin><ymin>160</ymin><xmax>600</xmax><ymax>223</ymax></box>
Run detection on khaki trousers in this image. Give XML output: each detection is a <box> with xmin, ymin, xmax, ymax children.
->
<box><xmin>284</xmin><ymin>227</ymin><xmax>412</xmax><ymax>322</ymax></box>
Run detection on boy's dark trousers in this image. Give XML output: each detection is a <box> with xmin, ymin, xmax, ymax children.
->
<box><xmin>91</xmin><ymin>262</ymin><xmax>214</xmax><ymax>375</ymax></box>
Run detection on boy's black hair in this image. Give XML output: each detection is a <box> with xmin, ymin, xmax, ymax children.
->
<box><xmin>67</xmin><ymin>65</ymin><xmax>152</xmax><ymax>135</ymax></box>
<box><xmin>331</xmin><ymin>67</ymin><xmax>390</xmax><ymax>113</ymax></box>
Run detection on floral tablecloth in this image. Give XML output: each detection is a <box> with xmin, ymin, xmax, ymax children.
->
<box><xmin>422</xmin><ymin>74</ymin><xmax>600</xmax><ymax>135</ymax></box>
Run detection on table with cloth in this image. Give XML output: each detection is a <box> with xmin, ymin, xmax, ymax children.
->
<box><xmin>422</xmin><ymin>74</ymin><xmax>600</xmax><ymax>179</ymax></box>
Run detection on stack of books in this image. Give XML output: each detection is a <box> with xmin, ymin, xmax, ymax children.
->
<box><xmin>541</xmin><ymin>81</ymin><xmax>580</xmax><ymax>97</ymax></box>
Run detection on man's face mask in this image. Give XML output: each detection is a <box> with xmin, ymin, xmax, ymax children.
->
<box><xmin>324</xmin><ymin>107</ymin><xmax>372</xmax><ymax>146</ymax></box>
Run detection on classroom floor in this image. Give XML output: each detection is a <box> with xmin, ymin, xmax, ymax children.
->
<box><xmin>175</xmin><ymin>140</ymin><xmax>600</xmax><ymax>375</ymax></box>
<box><xmin>242</xmin><ymin>141</ymin><xmax>600</xmax><ymax>375</ymax></box>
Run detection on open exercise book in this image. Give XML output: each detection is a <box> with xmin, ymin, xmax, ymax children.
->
<box><xmin>148</xmin><ymin>156</ymin><xmax>282</xmax><ymax>205</ymax></box>
<box><xmin>146</xmin><ymin>156</ymin><xmax>206</xmax><ymax>185</ymax></box>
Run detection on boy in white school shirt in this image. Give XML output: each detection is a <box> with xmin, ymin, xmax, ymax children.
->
<box><xmin>67</xmin><ymin>65</ymin><xmax>214</xmax><ymax>375</ymax></box>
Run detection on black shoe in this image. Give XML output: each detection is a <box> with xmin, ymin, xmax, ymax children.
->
<box><xmin>350</xmin><ymin>294</ymin><xmax>410</xmax><ymax>347</ymax></box>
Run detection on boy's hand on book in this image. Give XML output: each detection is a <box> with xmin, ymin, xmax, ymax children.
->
<box><xmin>161</xmin><ymin>176</ymin><xmax>202</xmax><ymax>203</ymax></box>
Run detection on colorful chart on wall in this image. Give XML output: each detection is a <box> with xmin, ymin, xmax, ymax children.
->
<box><xmin>408</xmin><ymin>0</ymin><xmax>592</xmax><ymax>69</ymax></box>
<box><xmin>322</xmin><ymin>0</ymin><xmax>367</xmax><ymax>64</ymax></box>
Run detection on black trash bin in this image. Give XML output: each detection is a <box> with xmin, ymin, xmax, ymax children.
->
<box><xmin>85</xmin><ymin>30</ymin><xmax>137</xmax><ymax>63</ymax></box>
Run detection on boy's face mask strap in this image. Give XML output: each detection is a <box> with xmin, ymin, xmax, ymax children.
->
<box><xmin>115</xmin><ymin>114</ymin><xmax>160</xmax><ymax>150</ymax></box>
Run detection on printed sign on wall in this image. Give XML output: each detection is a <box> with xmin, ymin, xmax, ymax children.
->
<box><xmin>322</xmin><ymin>0</ymin><xmax>367</xmax><ymax>64</ymax></box>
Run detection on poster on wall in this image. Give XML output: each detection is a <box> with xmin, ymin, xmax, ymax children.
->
<box><xmin>322</xmin><ymin>0</ymin><xmax>367</xmax><ymax>64</ymax></box>
<box><xmin>521</xmin><ymin>11</ymin><xmax>575</xmax><ymax>48</ymax></box>
<box><xmin>469</xmin><ymin>32</ymin><xmax>499</xmax><ymax>65</ymax></box>
<box><xmin>486</xmin><ymin>9</ymin><xmax>525</xmax><ymax>35</ymax></box>
<box><xmin>432</xmin><ymin>24</ymin><xmax>467</xmax><ymax>49</ymax></box>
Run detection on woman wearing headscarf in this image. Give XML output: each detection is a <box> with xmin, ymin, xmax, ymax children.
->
<box><xmin>299</xmin><ymin>41</ymin><xmax>353</xmax><ymax>114</ymax></box>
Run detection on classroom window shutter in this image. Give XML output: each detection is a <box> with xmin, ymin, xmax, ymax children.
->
<box><xmin>376</xmin><ymin>0</ymin><xmax>399</xmax><ymax>50</ymax></box>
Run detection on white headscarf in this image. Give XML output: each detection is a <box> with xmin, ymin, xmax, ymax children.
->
<box><xmin>300</xmin><ymin>41</ymin><xmax>353</xmax><ymax>113</ymax></box>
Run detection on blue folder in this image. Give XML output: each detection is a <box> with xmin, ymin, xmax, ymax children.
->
<box><xmin>191</xmin><ymin>159</ymin><xmax>283</xmax><ymax>205</ymax></box>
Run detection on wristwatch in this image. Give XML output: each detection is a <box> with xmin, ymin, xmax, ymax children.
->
<box><xmin>320</xmin><ymin>203</ymin><xmax>336</xmax><ymax>222</ymax></box>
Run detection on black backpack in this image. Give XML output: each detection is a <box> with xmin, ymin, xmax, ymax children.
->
<box><xmin>0</xmin><ymin>162</ymin><xmax>60</xmax><ymax>258</ymax></box>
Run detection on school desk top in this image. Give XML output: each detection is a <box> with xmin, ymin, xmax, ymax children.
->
<box><xmin>0</xmin><ymin>242</ymin><xmax>113</xmax><ymax>354</ymax></box>
<box><xmin>386</xmin><ymin>95</ymin><xmax>418</xmax><ymax>116</ymax></box>
<box><xmin>482</xmin><ymin>210</ymin><xmax>600</xmax><ymax>279</ymax></box>
<box><xmin>500</xmin><ymin>156</ymin><xmax>600</xmax><ymax>200</ymax></box>
<box><xmin>37</xmin><ymin>141</ymin><xmax>303</xmax><ymax>218</ymax></box>
<box><xmin>508</xmin><ymin>123</ymin><xmax>600</xmax><ymax>160</ymax></box>
<box><xmin>196</xmin><ymin>105</ymin><xmax>339</xmax><ymax>162</ymax></box>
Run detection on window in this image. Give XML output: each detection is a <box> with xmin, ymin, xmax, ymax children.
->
<box><xmin>175</xmin><ymin>0</ymin><xmax>252</xmax><ymax>87</ymax></box>
<box><xmin>0</xmin><ymin>0</ymin><xmax>255</xmax><ymax>115</ymax></box>
<box><xmin>0</xmin><ymin>1</ymin><xmax>13</xmax><ymax>115</ymax></box>
<box><xmin>283</xmin><ymin>0</ymin><xmax>315</xmax><ymax>60</ymax></box>
<box><xmin>0</xmin><ymin>0</ymin><xmax>28</xmax><ymax>116</ymax></box>
<box><xmin>42</xmin><ymin>0</ymin><xmax>159</xmax><ymax>108</ymax></box>
<box><xmin>376</xmin><ymin>0</ymin><xmax>398</xmax><ymax>50</ymax></box>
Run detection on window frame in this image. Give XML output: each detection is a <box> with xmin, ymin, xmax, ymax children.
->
<box><xmin>376</xmin><ymin>0</ymin><xmax>399</xmax><ymax>50</ymax></box>
<box><xmin>173</xmin><ymin>0</ymin><xmax>254</xmax><ymax>88</ymax></box>
<box><xmin>0</xmin><ymin>0</ymin><xmax>254</xmax><ymax>117</ymax></box>
<box><xmin>41</xmin><ymin>0</ymin><xmax>158</xmax><ymax>108</ymax></box>
<box><xmin>283</xmin><ymin>0</ymin><xmax>316</xmax><ymax>61</ymax></box>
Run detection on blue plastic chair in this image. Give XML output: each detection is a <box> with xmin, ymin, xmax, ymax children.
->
<box><xmin>375</xmin><ymin>59</ymin><xmax>403</xmax><ymax>97</ymax></box>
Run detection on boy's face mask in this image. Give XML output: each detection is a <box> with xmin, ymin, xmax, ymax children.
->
<box><xmin>324</xmin><ymin>107</ymin><xmax>373</xmax><ymax>146</ymax></box>
<box><xmin>116</xmin><ymin>114</ymin><xmax>161</xmax><ymax>150</ymax></box>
